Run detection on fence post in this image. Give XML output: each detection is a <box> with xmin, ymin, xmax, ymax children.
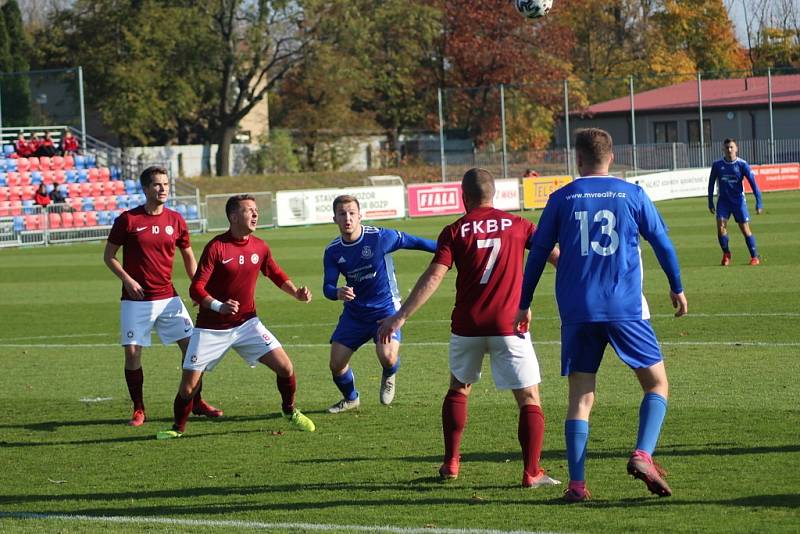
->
<box><xmin>629</xmin><ymin>75</ymin><xmax>637</xmax><ymax>172</ymax></box>
<box><xmin>78</xmin><ymin>66</ymin><xmax>87</xmax><ymax>152</ymax></box>
<box><xmin>500</xmin><ymin>83</ymin><xmax>508</xmax><ymax>179</ymax></box>
<box><xmin>564</xmin><ymin>79</ymin><xmax>571</xmax><ymax>176</ymax></box>
<box><xmin>768</xmin><ymin>68</ymin><xmax>775</xmax><ymax>164</ymax></box>
<box><xmin>437</xmin><ymin>87</ymin><xmax>446</xmax><ymax>182</ymax></box>
<box><xmin>697</xmin><ymin>71</ymin><xmax>705</xmax><ymax>166</ymax></box>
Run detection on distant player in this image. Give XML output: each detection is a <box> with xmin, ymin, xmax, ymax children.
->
<box><xmin>104</xmin><ymin>166</ymin><xmax>221</xmax><ymax>427</ymax></box>
<box><xmin>378</xmin><ymin>169</ymin><xmax>560</xmax><ymax>489</ymax></box>
<box><xmin>323</xmin><ymin>195</ymin><xmax>436</xmax><ymax>413</ymax></box>
<box><xmin>708</xmin><ymin>138</ymin><xmax>763</xmax><ymax>265</ymax></box>
<box><xmin>156</xmin><ymin>194</ymin><xmax>315</xmax><ymax>439</ymax></box>
<box><xmin>515</xmin><ymin>128</ymin><xmax>687</xmax><ymax>502</ymax></box>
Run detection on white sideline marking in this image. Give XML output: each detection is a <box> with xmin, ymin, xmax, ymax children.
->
<box><xmin>0</xmin><ymin>512</ymin><xmax>559</xmax><ymax>534</ymax></box>
<box><xmin>79</xmin><ymin>397</ymin><xmax>113</xmax><ymax>403</ymax></box>
<box><xmin>0</xmin><ymin>311</ymin><xmax>797</xmax><ymax>342</ymax></box>
<box><xmin>1</xmin><ymin>340</ymin><xmax>799</xmax><ymax>349</ymax></box>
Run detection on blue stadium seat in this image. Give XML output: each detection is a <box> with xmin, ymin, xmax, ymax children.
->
<box><xmin>176</xmin><ymin>203</ymin><xmax>188</xmax><ymax>217</ymax></box>
<box><xmin>5</xmin><ymin>158</ymin><xmax>16</xmax><ymax>171</ymax></box>
<box><xmin>110</xmin><ymin>210</ymin><xmax>121</xmax><ymax>224</ymax></box>
<box><xmin>65</xmin><ymin>169</ymin><xmax>78</xmax><ymax>183</ymax></box>
<box><xmin>13</xmin><ymin>215</ymin><xmax>24</xmax><ymax>231</ymax></box>
<box><xmin>46</xmin><ymin>184</ymin><xmax>55</xmax><ymax>194</ymax></box>
<box><xmin>85</xmin><ymin>154</ymin><xmax>97</xmax><ymax>167</ymax></box>
<box><xmin>0</xmin><ymin>173</ymin><xmax>6</xmax><ymax>187</ymax></box>
<box><xmin>73</xmin><ymin>155</ymin><xmax>85</xmax><ymax>169</ymax></box>
<box><xmin>22</xmin><ymin>200</ymin><xmax>35</xmax><ymax>214</ymax></box>
<box><xmin>3</xmin><ymin>145</ymin><xmax>14</xmax><ymax>156</ymax></box>
<box><xmin>97</xmin><ymin>210</ymin><xmax>111</xmax><ymax>226</ymax></box>
<box><xmin>0</xmin><ymin>158</ymin><xmax>5</xmax><ymax>171</ymax></box>
<box><xmin>124</xmin><ymin>179</ymin><xmax>137</xmax><ymax>195</ymax></box>
<box><xmin>31</xmin><ymin>171</ymin><xmax>43</xmax><ymax>184</ymax></box>
<box><xmin>187</xmin><ymin>204</ymin><xmax>199</xmax><ymax>219</ymax></box>
<box><xmin>110</xmin><ymin>166</ymin><xmax>121</xmax><ymax>180</ymax></box>
<box><xmin>116</xmin><ymin>195</ymin><xmax>128</xmax><ymax>210</ymax></box>
<box><xmin>82</xmin><ymin>198</ymin><xmax>94</xmax><ymax>211</ymax></box>
<box><xmin>77</xmin><ymin>169</ymin><xmax>88</xmax><ymax>183</ymax></box>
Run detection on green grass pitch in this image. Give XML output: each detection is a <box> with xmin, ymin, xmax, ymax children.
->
<box><xmin>1</xmin><ymin>191</ymin><xmax>798</xmax><ymax>533</ymax></box>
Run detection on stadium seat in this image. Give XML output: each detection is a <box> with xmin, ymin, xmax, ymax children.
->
<box><xmin>86</xmin><ymin>154</ymin><xmax>97</xmax><ymax>167</ymax></box>
<box><xmin>0</xmin><ymin>200</ymin><xmax>9</xmax><ymax>216</ymax></box>
<box><xmin>73</xmin><ymin>155</ymin><xmax>85</xmax><ymax>169</ymax></box>
<box><xmin>67</xmin><ymin>198</ymin><xmax>82</xmax><ymax>212</ymax></box>
<box><xmin>116</xmin><ymin>195</ymin><xmax>128</xmax><ymax>210</ymax></box>
<box><xmin>97</xmin><ymin>210</ymin><xmax>111</xmax><ymax>226</ymax></box>
<box><xmin>10</xmin><ymin>200</ymin><xmax>22</xmax><ymax>215</ymax></box>
<box><xmin>19</xmin><ymin>171</ymin><xmax>32</xmax><ymax>185</ymax></box>
<box><xmin>104</xmin><ymin>195</ymin><xmax>117</xmax><ymax>210</ymax></box>
<box><xmin>124</xmin><ymin>179</ymin><xmax>137</xmax><ymax>194</ymax></box>
<box><xmin>16</xmin><ymin>157</ymin><xmax>30</xmax><ymax>172</ymax></box>
<box><xmin>4</xmin><ymin>157</ymin><xmax>17</xmax><ymax>171</ymax></box>
<box><xmin>61</xmin><ymin>211</ymin><xmax>75</xmax><ymax>228</ymax></box>
<box><xmin>91</xmin><ymin>182</ymin><xmax>105</xmax><ymax>197</ymax></box>
<box><xmin>41</xmin><ymin>171</ymin><xmax>54</xmax><ymax>184</ymax></box>
<box><xmin>9</xmin><ymin>187</ymin><xmax>22</xmax><ymax>200</ymax></box>
<box><xmin>82</xmin><ymin>199</ymin><xmax>95</xmax><ymax>212</ymax></box>
<box><xmin>79</xmin><ymin>182</ymin><xmax>92</xmax><ymax>197</ymax></box>
<box><xmin>187</xmin><ymin>205</ymin><xmax>199</xmax><ymax>219</ymax></box>
<box><xmin>39</xmin><ymin>157</ymin><xmax>52</xmax><ymax>171</ymax></box>
<box><xmin>98</xmin><ymin>167</ymin><xmax>111</xmax><ymax>181</ymax></box>
<box><xmin>53</xmin><ymin>170</ymin><xmax>66</xmax><ymax>184</ymax></box>
<box><xmin>0</xmin><ymin>188</ymin><xmax>8</xmax><ymax>202</ymax></box>
<box><xmin>68</xmin><ymin>183</ymin><xmax>82</xmax><ymax>197</ymax></box>
<box><xmin>110</xmin><ymin>166</ymin><xmax>121</xmax><ymax>180</ymax></box>
<box><xmin>87</xmin><ymin>168</ymin><xmax>100</xmax><ymax>182</ymax></box>
<box><xmin>176</xmin><ymin>204</ymin><xmax>188</xmax><ymax>217</ymax></box>
<box><xmin>30</xmin><ymin>171</ymin><xmax>43</xmax><ymax>184</ymax></box>
<box><xmin>63</xmin><ymin>155</ymin><xmax>75</xmax><ymax>169</ymax></box>
<box><xmin>0</xmin><ymin>172</ymin><xmax>6</xmax><ymax>186</ymax></box>
<box><xmin>6</xmin><ymin>171</ymin><xmax>21</xmax><ymax>186</ymax></box>
<box><xmin>110</xmin><ymin>210</ymin><xmax>121</xmax><ymax>223</ymax></box>
<box><xmin>0</xmin><ymin>158</ymin><xmax>6</xmax><ymax>171</ymax></box>
<box><xmin>13</xmin><ymin>216</ymin><xmax>25</xmax><ymax>232</ymax></box>
<box><xmin>65</xmin><ymin>169</ymin><xmax>78</xmax><ymax>183</ymax></box>
<box><xmin>22</xmin><ymin>199</ymin><xmax>35</xmax><ymax>213</ymax></box>
<box><xmin>77</xmin><ymin>169</ymin><xmax>88</xmax><ymax>183</ymax></box>
<box><xmin>51</xmin><ymin>156</ymin><xmax>65</xmax><ymax>170</ymax></box>
<box><xmin>57</xmin><ymin>184</ymin><xmax>68</xmax><ymax>196</ymax></box>
<box><xmin>93</xmin><ymin>197</ymin><xmax>107</xmax><ymax>211</ymax></box>
<box><xmin>3</xmin><ymin>145</ymin><xmax>14</xmax><ymax>156</ymax></box>
<box><xmin>84</xmin><ymin>211</ymin><xmax>98</xmax><ymax>227</ymax></box>
<box><xmin>46</xmin><ymin>183</ymin><xmax>55</xmax><ymax>194</ymax></box>
<box><xmin>24</xmin><ymin>214</ymin><xmax>41</xmax><ymax>231</ymax></box>
<box><xmin>22</xmin><ymin>186</ymin><xmax>36</xmax><ymax>200</ymax></box>
<box><xmin>48</xmin><ymin>212</ymin><xmax>62</xmax><ymax>229</ymax></box>
<box><xmin>27</xmin><ymin>157</ymin><xmax>40</xmax><ymax>171</ymax></box>
<box><xmin>110</xmin><ymin>181</ymin><xmax>124</xmax><ymax>195</ymax></box>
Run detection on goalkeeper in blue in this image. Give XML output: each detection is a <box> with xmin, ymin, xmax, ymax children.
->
<box><xmin>708</xmin><ymin>138</ymin><xmax>763</xmax><ymax>266</ymax></box>
<box><xmin>514</xmin><ymin>128</ymin><xmax>688</xmax><ymax>502</ymax></box>
<box><xmin>323</xmin><ymin>195</ymin><xmax>436</xmax><ymax>413</ymax></box>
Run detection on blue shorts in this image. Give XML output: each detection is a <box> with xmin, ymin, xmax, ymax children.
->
<box><xmin>560</xmin><ymin>320</ymin><xmax>662</xmax><ymax>376</ymax></box>
<box><xmin>716</xmin><ymin>198</ymin><xmax>750</xmax><ymax>223</ymax></box>
<box><xmin>330</xmin><ymin>306</ymin><xmax>401</xmax><ymax>351</ymax></box>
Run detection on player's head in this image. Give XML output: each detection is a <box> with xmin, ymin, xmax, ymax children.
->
<box><xmin>723</xmin><ymin>138</ymin><xmax>738</xmax><ymax>160</ymax></box>
<box><xmin>523</xmin><ymin>168</ymin><xmax>538</xmax><ymax>178</ymax></box>
<box><xmin>575</xmin><ymin>128</ymin><xmax>614</xmax><ymax>176</ymax></box>
<box><xmin>140</xmin><ymin>166</ymin><xmax>170</xmax><ymax>207</ymax></box>
<box><xmin>226</xmin><ymin>194</ymin><xmax>258</xmax><ymax>235</ymax></box>
<box><xmin>332</xmin><ymin>195</ymin><xmax>362</xmax><ymax>240</ymax></box>
<box><xmin>461</xmin><ymin>168</ymin><xmax>495</xmax><ymax>210</ymax></box>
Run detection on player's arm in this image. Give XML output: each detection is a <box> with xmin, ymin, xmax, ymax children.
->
<box><xmin>323</xmin><ymin>250</ymin><xmax>353</xmax><ymax>301</ymax></box>
<box><xmin>647</xmin><ymin>232</ymin><xmax>687</xmax><ymax>317</ymax></box>
<box><xmin>189</xmin><ymin>245</ymin><xmax>238</xmax><ymax>314</ymax></box>
<box><xmin>179</xmin><ymin>246</ymin><xmax>197</xmax><ymax>279</ymax></box>
<box><xmin>377</xmin><ymin>262</ymin><xmax>448</xmax><ymax>344</ymax></box>
<box><xmin>103</xmin><ymin>241</ymin><xmax>144</xmax><ymax>300</ymax></box>
<box><xmin>515</xmin><ymin>204</ymin><xmax>559</xmax><ymax>334</ymax></box>
<box><xmin>280</xmin><ymin>280</ymin><xmax>312</xmax><ymax>302</ymax></box>
<box><xmin>707</xmin><ymin>167</ymin><xmax>717</xmax><ymax>214</ymax></box>
<box><xmin>397</xmin><ymin>231</ymin><xmax>438</xmax><ymax>253</ymax></box>
<box><xmin>264</xmin><ymin>252</ymin><xmax>311</xmax><ymax>302</ymax></box>
<box><xmin>743</xmin><ymin>163</ymin><xmax>763</xmax><ymax>214</ymax></box>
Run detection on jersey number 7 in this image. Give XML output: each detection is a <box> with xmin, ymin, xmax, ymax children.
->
<box><xmin>476</xmin><ymin>238</ymin><xmax>501</xmax><ymax>284</ymax></box>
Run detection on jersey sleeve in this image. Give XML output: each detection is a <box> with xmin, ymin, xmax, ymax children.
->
<box><xmin>396</xmin><ymin>231</ymin><xmax>437</xmax><ymax>253</ymax></box>
<box><xmin>519</xmin><ymin>197</ymin><xmax>559</xmax><ymax>309</ymax></box>
<box><xmin>637</xmin><ymin>189</ymin><xmax>683</xmax><ymax>294</ymax></box>
<box><xmin>322</xmin><ymin>248</ymin><xmax>340</xmax><ymax>300</ymax></box>
<box><xmin>742</xmin><ymin>161</ymin><xmax>763</xmax><ymax>209</ymax></box>
<box><xmin>431</xmin><ymin>226</ymin><xmax>455</xmax><ymax>268</ymax></box>
<box><xmin>636</xmin><ymin>188</ymin><xmax>669</xmax><ymax>242</ymax></box>
<box><xmin>175</xmin><ymin>213</ymin><xmax>191</xmax><ymax>249</ymax></box>
<box><xmin>190</xmin><ymin>240</ymin><xmax>218</xmax><ymax>303</ymax></box>
<box><xmin>262</xmin><ymin>244</ymin><xmax>290</xmax><ymax>288</ymax></box>
<box><xmin>708</xmin><ymin>164</ymin><xmax>718</xmax><ymax>209</ymax></box>
<box><xmin>107</xmin><ymin>212</ymin><xmax>128</xmax><ymax>246</ymax></box>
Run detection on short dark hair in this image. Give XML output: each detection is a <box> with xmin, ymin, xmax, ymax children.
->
<box><xmin>333</xmin><ymin>195</ymin><xmax>359</xmax><ymax>213</ymax></box>
<box><xmin>139</xmin><ymin>166</ymin><xmax>168</xmax><ymax>188</ymax></box>
<box><xmin>225</xmin><ymin>194</ymin><xmax>256</xmax><ymax>220</ymax></box>
<box><xmin>574</xmin><ymin>128</ymin><xmax>613</xmax><ymax>167</ymax></box>
<box><xmin>723</xmin><ymin>137</ymin><xmax>737</xmax><ymax>145</ymax></box>
<box><xmin>461</xmin><ymin>168</ymin><xmax>495</xmax><ymax>204</ymax></box>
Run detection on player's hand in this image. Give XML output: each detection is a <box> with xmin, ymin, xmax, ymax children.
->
<box><xmin>670</xmin><ymin>291</ymin><xmax>687</xmax><ymax>317</ymax></box>
<box><xmin>123</xmin><ymin>278</ymin><xmax>145</xmax><ymax>300</ymax></box>
<box><xmin>708</xmin><ymin>207</ymin><xmax>715</xmax><ymax>215</ymax></box>
<box><xmin>220</xmin><ymin>299</ymin><xmax>239</xmax><ymax>315</ymax></box>
<box><xmin>756</xmin><ymin>207</ymin><xmax>763</xmax><ymax>215</ymax></box>
<box><xmin>377</xmin><ymin>314</ymin><xmax>404</xmax><ymax>344</ymax></box>
<box><xmin>513</xmin><ymin>309</ymin><xmax>531</xmax><ymax>336</ymax></box>
<box><xmin>337</xmin><ymin>286</ymin><xmax>355</xmax><ymax>301</ymax></box>
<box><xmin>295</xmin><ymin>286</ymin><xmax>312</xmax><ymax>302</ymax></box>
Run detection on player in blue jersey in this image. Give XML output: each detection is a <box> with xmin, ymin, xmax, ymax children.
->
<box><xmin>708</xmin><ymin>138</ymin><xmax>763</xmax><ymax>266</ymax></box>
<box><xmin>514</xmin><ymin>128</ymin><xmax>688</xmax><ymax>502</ymax></box>
<box><xmin>323</xmin><ymin>195</ymin><xmax>437</xmax><ymax>413</ymax></box>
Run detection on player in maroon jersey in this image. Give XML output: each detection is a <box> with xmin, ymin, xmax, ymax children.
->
<box><xmin>156</xmin><ymin>194</ymin><xmax>316</xmax><ymax>439</ymax></box>
<box><xmin>378</xmin><ymin>168</ymin><xmax>560</xmax><ymax>488</ymax></box>
<box><xmin>104</xmin><ymin>166</ymin><xmax>222</xmax><ymax>427</ymax></box>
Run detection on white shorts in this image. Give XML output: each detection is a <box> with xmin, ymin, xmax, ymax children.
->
<box><xmin>183</xmin><ymin>317</ymin><xmax>282</xmax><ymax>372</ymax></box>
<box><xmin>448</xmin><ymin>333</ymin><xmax>542</xmax><ymax>390</ymax></box>
<box><xmin>120</xmin><ymin>297</ymin><xmax>193</xmax><ymax>347</ymax></box>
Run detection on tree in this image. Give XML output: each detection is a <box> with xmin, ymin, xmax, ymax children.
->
<box><xmin>1</xmin><ymin>0</ymin><xmax>32</xmax><ymax>127</ymax></box>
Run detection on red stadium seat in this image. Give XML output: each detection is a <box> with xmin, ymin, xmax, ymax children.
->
<box><xmin>0</xmin><ymin>200</ymin><xmax>10</xmax><ymax>216</ymax></box>
<box><xmin>87</xmin><ymin>168</ymin><xmax>100</xmax><ymax>182</ymax></box>
<box><xmin>99</xmin><ymin>167</ymin><xmax>111</xmax><ymax>181</ymax></box>
<box><xmin>0</xmin><ymin>187</ymin><xmax>8</xmax><ymax>202</ymax></box>
<box><xmin>16</xmin><ymin>158</ymin><xmax>30</xmax><ymax>172</ymax></box>
<box><xmin>84</xmin><ymin>211</ymin><xmax>98</xmax><ymax>227</ymax></box>
<box><xmin>63</xmin><ymin>155</ymin><xmax>75</xmax><ymax>169</ymax></box>
<box><xmin>67</xmin><ymin>197</ymin><xmax>82</xmax><ymax>211</ymax></box>
<box><xmin>39</xmin><ymin>157</ymin><xmax>52</xmax><ymax>171</ymax></box>
<box><xmin>9</xmin><ymin>186</ymin><xmax>23</xmax><ymax>200</ymax></box>
<box><xmin>18</xmin><ymin>171</ymin><xmax>31</xmax><ymax>185</ymax></box>
<box><xmin>9</xmin><ymin>200</ymin><xmax>22</xmax><ymax>215</ymax></box>
<box><xmin>110</xmin><ymin>181</ymin><xmax>125</xmax><ymax>195</ymax></box>
<box><xmin>61</xmin><ymin>211</ymin><xmax>75</xmax><ymax>228</ymax></box>
<box><xmin>42</xmin><ymin>171</ymin><xmax>55</xmax><ymax>184</ymax></box>
<box><xmin>48</xmin><ymin>212</ymin><xmax>62</xmax><ymax>229</ymax></box>
<box><xmin>91</xmin><ymin>182</ymin><xmax>105</xmax><ymax>197</ymax></box>
<box><xmin>51</xmin><ymin>156</ymin><xmax>65</xmax><ymax>170</ymax></box>
<box><xmin>93</xmin><ymin>197</ymin><xmax>107</xmax><ymax>211</ymax></box>
<box><xmin>104</xmin><ymin>195</ymin><xmax>117</xmax><ymax>210</ymax></box>
<box><xmin>68</xmin><ymin>183</ymin><xmax>82</xmax><ymax>197</ymax></box>
<box><xmin>22</xmin><ymin>185</ymin><xmax>35</xmax><ymax>200</ymax></box>
<box><xmin>27</xmin><ymin>157</ymin><xmax>40</xmax><ymax>171</ymax></box>
<box><xmin>25</xmin><ymin>214</ymin><xmax>42</xmax><ymax>231</ymax></box>
<box><xmin>79</xmin><ymin>183</ymin><xmax>92</xmax><ymax>197</ymax></box>
<box><xmin>53</xmin><ymin>170</ymin><xmax>66</xmax><ymax>184</ymax></box>
<box><xmin>6</xmin><ymin>171</ymin><xmax>21</xmax><ymax>186</ymax></box>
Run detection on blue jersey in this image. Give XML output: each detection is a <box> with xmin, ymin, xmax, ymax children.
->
<box><xmin>708</xmin><ymin>157</ymin><xmax>763</xmax><ymax>210</ymax></box>
<box><xmin>520</xmin><ymin>176</ymin><xmax>682</xmax><ymax>324</ymax></box>
<box><xmin>323</xmin><ymin>226</ymin><xmax>436</xmax><ymax>322</ymax></box>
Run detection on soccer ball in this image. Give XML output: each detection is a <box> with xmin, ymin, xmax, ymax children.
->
<box><xmin>514</xmin><ymin>0</ymin><xmax>553</xmax><ymax>19</ymax></box>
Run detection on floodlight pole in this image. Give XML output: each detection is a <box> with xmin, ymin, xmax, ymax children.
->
<box><xmin>500</xmin><ymin>83</ymin><xmax>508</xmax><ymax>179</ymax></box>
<box><xmin>0</xmin><ymin>78</ymin><xmax>4</xmax><ymax>143</ymax></box>
<box><xmin>564</xmin><ymin>79</ymin><xmax>572</xmax><ymax>176</ymax></box>
<box><xmin>78</xmin><ymin>66</ymin><xmax>87</xmax><ymax>151</ymax></box>
<box><xmin>438</xmin><ymin>87</ymin><xmax>446</xmax><ymax>182</ymax></box>
<box><xmin>768</xmin><ymin>68</ymin><xmax>775</xmax><ymax>164</ymax></box>
<box><xmin>697</xmin><ymin>72</ymin><xmax>705</xmax><ymax>166</ymax></box>
<box><xmin>629</xmin><ymin>75</ymin><xmax>637</xmax><ymax>172</ymax></box>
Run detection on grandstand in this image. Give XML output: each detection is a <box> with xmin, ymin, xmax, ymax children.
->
<box><xmin>0</xmin><ymin>137</ymin><xmax>202</xmax><ymax>247</ymax></box>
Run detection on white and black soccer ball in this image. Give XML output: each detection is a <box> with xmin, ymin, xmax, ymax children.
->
<box><xmin>514</xmin><ymin>0</ymin><xmax>553</xmax><ymax>19</ymax></box>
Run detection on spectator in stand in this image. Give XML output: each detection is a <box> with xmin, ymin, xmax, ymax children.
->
<box><xmin>34</xmin><ymin>183</ymin><xmax>51</xmax><ymax>207</ymax></box>
<box><xmin>523</xmin><ymin>168</ymin><xmax>540</xmax><ymax>178</ymax></box>
<box><xmin>35</xmin><ymin>132</ymin><xmax>58</xmax><ymax>158</ymax></box>
<box><xmin>15</xmin><ymin>133</ymin><xmax>33</xmax><ymax>158</ymax></box>
<box><xmin>49</xmin><ymin>182</ymin><xmax>67</xmax><ymax>209</ymax></box>
<box><xmin>29</xmin><ymin>133</ymin><xmax>43</xmax><ymax>156</ymax></box>
<box><xmin>60</xmin><ymin>130</ymin><xmax>80</xmax><ymax>156</ymax></box>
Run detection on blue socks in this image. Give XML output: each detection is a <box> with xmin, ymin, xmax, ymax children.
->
<box><xmin>333</xmin><ymin>368</ymin><xmax>358</xmax><ymax>401</ymax></box>
<box><xmin>718</xmin><ymin>234</ymin><xmax>730</xmax><ymax>253</ymax></box>
<box><xmin>382</xmin><ymin>357</ymin><xmax>400</xmax><ymax>378</ymax></box>
<box><xmin>745</xmin><ymin>234</ymin><xmax>758</xmax><ymax>258</ymax></box>
<box><xmin>565</xmin><ymin>419</ymin><xmax>589</xmax><ymax>482</ymax></box>
<box><xmin>636</xmin><ymin>392</ymin><xmax>668</xmax><ymax>455</ymax></box>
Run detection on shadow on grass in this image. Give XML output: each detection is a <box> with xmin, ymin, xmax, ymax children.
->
<box><xmin>0</xmin><ymin>413</ymin><xmax>286</xmax><ymax>433</ymax></box>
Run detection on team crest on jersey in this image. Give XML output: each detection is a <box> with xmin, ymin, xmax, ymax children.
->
<box><xmin>251</xmin><ymin>253</ymin><xmax>259</xmax><ymax>264</ymax></box>
<box><xmin>361</xmin><ymin>246</ymin><xmax>373</xmax><ymax>259</ymax></box>
<box><xmin>165</xmin><ymin>225</ymin><xmax>174</xmax><ymax>235</ymax></box>
<box><xmin>127</xmin><ymin>330</ymin><xmax>134</xmax><ymax>339</ymax></box>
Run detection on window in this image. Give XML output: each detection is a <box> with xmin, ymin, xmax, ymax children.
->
<box><xmin>654</xmin><ymin>121</ymin><xmax>678</xmax><ymax>143</ymax></box>
<box><xmin>687</xmin><ymin>119</ymin><xmax>712</xmax><ymax>143</ymax></box>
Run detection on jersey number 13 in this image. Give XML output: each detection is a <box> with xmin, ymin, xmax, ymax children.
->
<box><xmin>575</xmin><ymin>210</ymin><xmax>619</xmax><ymax>256</ymax></box>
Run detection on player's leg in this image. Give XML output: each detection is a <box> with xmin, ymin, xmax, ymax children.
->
<box><xmin>257</xmin><ymin>347</ymin><xmax>315</xmax><ymax>432</ymax></box>
<box><xmin>734</xmin><ymin>202</ymin><xmax>759</xmax><ymax>263</ymax></box>
<box><xmin>716</xmin><ymin>202</ymin><xmax>732</xmax><ymax>265</ymax></box>
<box><xmin>375</xmin><ymin>337</ymin><xmax>400</xmax><ymax>405</ymax></box>
<box><xmin>120</xmin><ymin>299</ymin><xmax>156</xmax><ymax>426</ymax></box>
<box><xmin>176</xmin><ymin>336</ymin><xmax>223</xmax><ymax>418</ymax></box>
<box><xmin>123</xmin><ymin>344</ymin><xmax>146</xmax><ymax>426</ymax></box>
<box><xmin>157</xmin><ymin>369</ymin><xmax>203</xmax><ymax>439</ymax></box>
<box><xmin>328</xmin><ymin>342</ymin><xmax>360</xmax><ymax>413</ymax></box>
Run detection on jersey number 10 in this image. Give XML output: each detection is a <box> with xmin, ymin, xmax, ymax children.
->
<box><xmin>575</xmin><ymin>210</ymin><xmax>619</xmax><ymax>256</ymax></box>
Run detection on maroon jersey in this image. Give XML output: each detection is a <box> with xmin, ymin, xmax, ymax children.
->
<box><xmin>433</xmin><ymin>207</ymin><xmax>535</xmax><ymax>336</ymax></box>
<box><xmin>107</xmin><ymin>206</ymin><xmax>191</xmax><ymax>301</ymax></box>
<box><xmin>190</xmin><ymin>231</ymin><xmax>289</xmax><ymax>330</ymax></box>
